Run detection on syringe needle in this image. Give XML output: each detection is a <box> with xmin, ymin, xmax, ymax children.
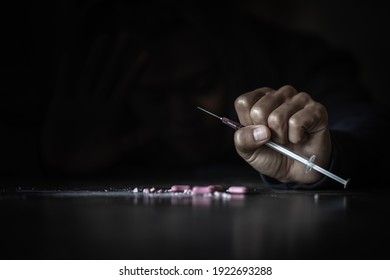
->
<box><xmin>197</xmin><ymin>107</ymin><xmax>244</xmax><ymax>130</ymax></box>
<box><xmin>197</xmin><ymin>106</ymin><xmax>350</xmax><ymax>188</ymax></box>
<box><xmin>197</xmin><ymin>107</ymin><xmax>221</xmax><ymax>119</ymax></box>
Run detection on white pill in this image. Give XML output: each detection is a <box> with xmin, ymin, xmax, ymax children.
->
<box><xmin>227</xmin><ymin>186</ymin><xmax>249</xmax><ymax>194</ymax></box>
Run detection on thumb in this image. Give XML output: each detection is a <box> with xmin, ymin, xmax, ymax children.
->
<box><xmin>234</xmin><ymin>125</ymin><xmax>271</xmax><ymax>155</ymax></box>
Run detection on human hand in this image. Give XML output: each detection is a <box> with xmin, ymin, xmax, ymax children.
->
<box><xmin>233</xmin><ymin>85</ymin><xmax>332</xmax><ymax>184</ymax></box>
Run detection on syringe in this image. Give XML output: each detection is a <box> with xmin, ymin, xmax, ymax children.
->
<box><xmin>197</xmin><ymin>106</ymin><xmax>350</xmax><ymax>188</ymax></box>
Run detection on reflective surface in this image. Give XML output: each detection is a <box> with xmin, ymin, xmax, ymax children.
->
<box><xmin>1</xmin><ymin>178</ymin><xmax>389</xmax><ymax>260</ymax></box>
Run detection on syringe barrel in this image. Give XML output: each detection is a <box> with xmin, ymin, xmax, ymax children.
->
<box><xmin>205</xmin><ymin>112</ymin><xmax>350</xmax><ymax>188</ymax></box>
<box><xmin>265</xmin><ymin>141</ymin><xmax>309</xmax><ymax>165</ymax></box>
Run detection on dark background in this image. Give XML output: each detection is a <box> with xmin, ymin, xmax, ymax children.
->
<box><xmin>6</xmin><ymin>0</ymin><xmax>390</xmax><ymax>119</ymax></box>
<box><xmin>238</xmin><ymin>0</ymin><xmax>390</xmax><ymax>108</ymax></box>
<box><xmin>3</xmin><ymin>0</ymin><xmax>390</xmax><ymax>105</ymax></box>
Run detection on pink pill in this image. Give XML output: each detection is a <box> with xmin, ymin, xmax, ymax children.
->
<box><xmin>192</xmin><ymin>185</ymin><xmax>215</xmax><ymax>194</ymax></box>
<box><xmin>170</xmin><ymin>185</ymin><xmax>192</xmax><ymax>192</ymax></box>
<box><xmin>227</xmin><ymin>186</ymin><xmax>249</xmax><ymax>194</ymax></box>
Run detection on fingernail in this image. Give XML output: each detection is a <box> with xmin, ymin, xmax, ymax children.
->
<box><xmin>253</xmin><ymin>126</ymin><xmax>267</xmax><ymax>142</ymax></box>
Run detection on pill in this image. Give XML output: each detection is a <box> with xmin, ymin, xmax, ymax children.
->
<box><xmin>170</xmin><ymin>185</ymin><xmax>192</xmax><ymax>192</ymax></box>
<box><xmin>227</xmin><ymin>186</ymin><xmax>249</xmax><ymax>194</ymax></box>
<box><xmin>192</xmin><ymin>185</ymin><xmax>215</xmax><ymax>194</ymax></box>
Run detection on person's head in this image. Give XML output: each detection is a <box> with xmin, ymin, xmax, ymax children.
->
<box><xmin>126</xmin><ymin>6</ymin><xmax>232</xmax><ymax>166</ymax></box>
<box><xmin>79</xmin><ymin>1</ymin><xmax>243</xmax><ymax>169</ymax></box>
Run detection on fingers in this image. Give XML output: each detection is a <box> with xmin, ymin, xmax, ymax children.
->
<box><xmin>267</xmin><ymin>90</ymin><xmax>314</xmax><ymax>144</ymax></box>
<box><xmin>234</xmin><ymin>125</ymin><xmax>271</xmax><ymax>158</ymax></box>
<box><xmin>234</xmin><ymin>87</ymin><xmax>274</xmax><ymax>125</ymax></box>
<box><xmin>234</xmin><ymin>85</ymin><xmax>327</xmax><ymax>145</ymax></box>
<box><xmin>288</xmin><ymin>102</ymin><xmax>329</xmax><ymax>144</ymax></box>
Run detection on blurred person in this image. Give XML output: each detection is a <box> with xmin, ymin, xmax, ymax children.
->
<box><xmin>4</xmin><ymin>0</ymin><xmax>388</xmax><ymax>189</ymax></box>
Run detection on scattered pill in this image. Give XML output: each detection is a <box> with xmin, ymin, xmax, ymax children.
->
<box><xmin>227</xmin><ymin>186</ymin><xmax>249</xmax><ymax>194</ymax></box>
<box><xmin>170</xmin><ymin>185</ymin><xmax>192</xmax><ymax>192</ymax></box>
<box><xmin>125</xmin><ymin>183</ymin><xmax>251</xmax><ymax>201</ymax></box>
<box><xmin>192</xmin><ymin>185</ymin><xmax>215</xmax><ymax>194</ymax></box>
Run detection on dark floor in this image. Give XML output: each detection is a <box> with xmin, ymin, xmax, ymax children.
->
<box><xmin>1</xmin><ymin>176</ymin><xmax>389</xmax><ymax>260</ymax></box>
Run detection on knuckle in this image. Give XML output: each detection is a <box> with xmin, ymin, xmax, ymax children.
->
<box><xmin>250</xmin><ymin>106</ymin><xmax>267</xmax><ymax>124</ymax></box>
<box><xmin>234</xmin><ymin>95</ymin><xmax>251</xmax><ymax>111</ymax></box>
<box><xmin>268</xmin><ymin>112</ymin><xmax>283</xmax><ymax>130</ymax></box>
<box><xmin>309</xmin><ymin>101</ymin><xmax>328</xmax><ymax>117</ymax></box>
<box><xmin>279</xmin><ymin>85</ymin><xmax>297</xmax><ymax>98</ymax></box>
<box><xmin>295</xmin><ymin>91</ymin><xmax>312</xmax><ymax>103</ymax></box>
<box><xmin>288</xmin><ymin>116</ymin><xmax>301</xmax><ymax>130</ymax></box>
